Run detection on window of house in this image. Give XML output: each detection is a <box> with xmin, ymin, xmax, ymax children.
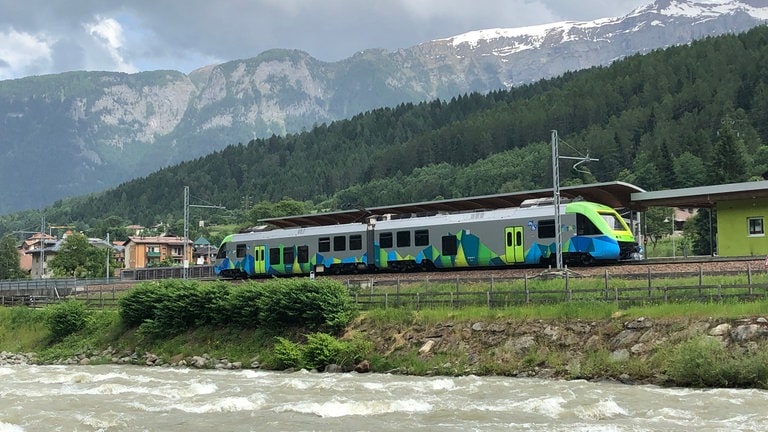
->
<box><xmin>349</xmin><ymin>234</ymin><xmax>362</xmax><ymax>251</ymax></box>
<box><xmin>318</xmin><ymin>237</ymin><xmax>330</xmax><ymax>252</ymax></box>
<box><xmin>380</xmin><ymin>232</ymin><xmax>393</xmax><ymax>249</ymax></box>
<box><xmin>538</xmin><ymin>219</ymin><xmax>556</xmax><ymax>239</ymax></box>
<box><xmin>748</xmin><ymin>217</ymin><xmax>764</xmax><ymax>236</ymax></box>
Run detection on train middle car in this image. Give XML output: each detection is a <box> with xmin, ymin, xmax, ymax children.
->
<box><xmin>214</xmin><ymin>200</ymin><xmax>637</xmax><ymax>278</ymax></box>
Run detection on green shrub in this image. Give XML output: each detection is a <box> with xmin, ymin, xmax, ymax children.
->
<box><xmin>46</xmin><ymin>300</ymin><xmax>89</xmax><ymax>341</ymax></box>
<box><xmin>272</xmin><ymin>337</ymin><xmax>304</xmax><ymax>369</ymax></box>
<box><xmin>257</xmin><ymin>279</ymin><xmax>356</xmax><ymax>332</ymax></box>
<box><xmin>118</xmin><ymin>282</ymin><xmax>167</xmax><ymax>326</ymax></box>
<box><xmin>665</xmin><ymin>336</ymin><xmax>730</xmax><ymax>387</ymax></box>
<box><xmin>302</xmin><ymin>332</ymin><xmax>342</xmax><ymax>370</ymax></box>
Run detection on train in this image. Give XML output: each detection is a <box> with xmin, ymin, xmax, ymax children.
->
<box><xmin>213</xmin><ymin>198</ymin><xmax>638</xmax><ymax>278</ymax></box>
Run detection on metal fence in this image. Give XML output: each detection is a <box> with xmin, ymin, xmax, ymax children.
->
<box><xmin>3</xmin><ymin>264</ymin><xmax>768</xmax><ymax>310</ymax></box>
<box><xmin>345</xmin><ymin>266</ymin><xmax>768</xmax><ymax>309</ymax></box>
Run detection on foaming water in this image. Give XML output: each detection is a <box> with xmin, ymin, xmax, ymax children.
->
<box><xmin>1</xmin><ymin>365</ymin><xmax>767</xmax><ymax>431</ymax></box>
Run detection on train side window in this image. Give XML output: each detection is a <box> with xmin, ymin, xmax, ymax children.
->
<box><xmin>318</xmin><ymin>237</ymin><xmax>330</xmax><ymax>252</ymax></box>
<box><xmin>349</xmin><ymin>234</ymin><xmax>362</xmax><ymax>250</ymax></box>
<box><xmin>506</xmin><ymin>232</ymin><xmax>512</xmax><ymax>247</ymax></box>
<box><xmin>538</xmin><ymin>219</ymin><xmax>556</xmax><ymax>238</ymax></box>
<box><xmin>283</xmin><ymin>248</ymin><xmax>294</xmax><ymax>264</ymax></box>
<box><xmin>415</xmin><ymin>229</ymin><xmax>429</xmax><ymax>246</ymax></box>
<box><xmin>442</xmin><ymin>235</ymin><xmax>458</xmax><ymax>256</ymax></box>
<box><xmin>334</xmin><ymin>236</ymin><xmax>346</xmax><ymax>251</ymax></box>
<box><xmin>297</xmin><ymin>245</ymin><xmax>309</xmax><ymax>263</ymax></box>
<box><xmin>236</xmin><ymin>244</ymin><xmax>247</xmax><ymax>258</ymax></box>
<box><xmin>217</xmin><ymin>244</ymin><xmax>228</xmax><ymax>259</ymax></box>
<box><xmin>397</xmin><ymin>231</ymin><xmax>411</xmax><ymax>247</ymax></box>
<box><xmin>380</xmin><ymin>232</ymin><xmax>393</xmax><ymax>248</ymax></box>
<box><xmin>577</xmin><ymin>214</ymin><xmax>600</xmax><ymax>235</ymax></box>
<box><xmin>516</xmin><ymin>230</ymin><xmax>522</xmax><ymax>246</ymax></box>
<box><xmin>269</xmin><ymin>248</ymin><xmax>281</xmax><ymax>264</ymax></box>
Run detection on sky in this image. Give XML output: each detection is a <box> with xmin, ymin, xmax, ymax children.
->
<box><xmin>0</xmin><ymin>0</ymin><xmax>650</xmax><ymax>81</ymax></box>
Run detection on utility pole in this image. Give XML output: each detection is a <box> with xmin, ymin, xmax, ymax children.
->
<box><xmin>183</xmin><ymin>186</ymin><xmax>226</xmax><ymax>279</ymax></box>
<box><xmin>551</xmin><ymin>130</ymin><xmax>598</xmax><ymax>270</ymax></box>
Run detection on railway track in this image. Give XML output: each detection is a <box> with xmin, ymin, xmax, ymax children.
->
<box><xmin>322</xmin><ymin>256</ymin><xmax>768</xmax><ymax>284</ymax></box>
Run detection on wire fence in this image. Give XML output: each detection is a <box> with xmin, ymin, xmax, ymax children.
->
<box><xmin>345</xmin><ymin>265</ymin><xmax>768</xmax><ymax>309</ymax></box>
<box><xmin>1</xmin><ymin>264</ymin><xmax>767</xmax><ymax>310</ymax></box>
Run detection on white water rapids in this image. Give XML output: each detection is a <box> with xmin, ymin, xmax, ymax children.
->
<box><xmin>0</xmin><ymin>364</ymin><xmax>766</xmax><ymax>431</ymax></box>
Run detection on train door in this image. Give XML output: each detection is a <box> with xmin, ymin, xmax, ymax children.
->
<box><xmin>253</xmin><ymin>245</ymin><xmax>266</xmax><ymax>275</ymax></box>
<box><xmin>504</xmin><ymin>226</ymin><xmax>525</xmax><ymax>263</ymax></box>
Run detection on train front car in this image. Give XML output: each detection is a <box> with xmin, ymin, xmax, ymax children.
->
<box><xmin>564</xmin><ymin>201</ymin><xmax>637</xmax><ymax>263</ymax></box>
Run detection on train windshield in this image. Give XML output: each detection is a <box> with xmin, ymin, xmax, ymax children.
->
<box><xmin>599</xmin><ymin>212</ymin><xmax>629</xmax><ymax>231</ymax></box>
<box><xmin>215</xmin><ymin>244</ymin><xmax>228</xmax><ymax>259</ymax></box>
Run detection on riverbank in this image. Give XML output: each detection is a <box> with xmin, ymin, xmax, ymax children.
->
<box><xmin>4</xmin><ymin>310</ymin><xmax>768</xmax><ymax>388</ymax></box>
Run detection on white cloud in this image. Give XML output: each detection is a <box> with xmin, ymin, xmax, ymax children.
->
<box><xmin>0</xmin><ymin>28</ymin><xmax>52</xmax><ymax>80</ymax></box>
<box><xmin>84</xmin><ymin>16</ymin><xmax>137</xmax><ymax>74</ymax></box>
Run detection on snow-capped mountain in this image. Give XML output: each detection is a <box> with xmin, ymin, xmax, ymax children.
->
<box><xmin>422</xmin><ymin>0</ymin><xmax>768</xmax><ymax>88</ymax></box>
<box><xmin>0</xmin><ymin>0</ymin><xmax>766</xmax><ymax>215</ymax></box>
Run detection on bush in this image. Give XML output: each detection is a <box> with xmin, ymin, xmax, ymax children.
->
<box><xmin>46</xmin><ymin>300</ymin><xmax>89</xmax><ymax>341</ymax></box>
<box><xmin>272</xmin><ymin>337</ymin><xmax>304</xmax><ymax>369</ymax></box>
<box><xmin>118</xmin><ymin>282</ymin><xmax>167</xmax><ymax>327</ymax></box>
<box><xmin>302</xmin><ymin>332</ymin><xmax>342</xmax><ymax>371</ymax></box>
<box><xmin>257</xmin><ymin>279</ymin><xmax>355</xmax><ymax>332</ymax></box>
<box><xmin>665</xmin><ymin>336</ymin><xmax>730</xmax><ymax>387</ymax></box>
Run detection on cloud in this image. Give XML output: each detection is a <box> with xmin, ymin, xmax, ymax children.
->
<box><xmin>0</xmin><ymin>0</ymin><xmax>650</xmax><ymax>80</ymax></box>
<box><xmin>83</xmin><ymin>15</ymin><xmax>137</xmax><ymax>74</ymax></box>
<box><xmin>0</xmin><ymin>28</ymin><xmax>52</xmax><ymax>80</ymax></box>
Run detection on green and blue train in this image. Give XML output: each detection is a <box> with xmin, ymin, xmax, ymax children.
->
<box><xmin>214</xmin><ymin>199</ymin><xmax>638</xmax><ymax>278</ymax></box>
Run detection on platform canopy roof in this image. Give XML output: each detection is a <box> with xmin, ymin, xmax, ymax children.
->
<box><xmin>260</xmin><ymin>181</ymin><xmax>646</xmax><ymax>228</ymax></box>
<box><xmin>630</xmin><ymin>180</ymin><xmax>768</xmax><ymax>210</ymax></box>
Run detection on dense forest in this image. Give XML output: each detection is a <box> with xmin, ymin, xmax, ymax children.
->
<box><xmin>1</xmin><ymin>26</ymin><xmax>768</xmax><ymax>243</ymax></box>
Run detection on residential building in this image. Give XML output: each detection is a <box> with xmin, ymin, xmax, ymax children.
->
<box><xmin>123</xmin><ymin>235</ymin><xmax>192</xmax><ymax>269</ymax></box>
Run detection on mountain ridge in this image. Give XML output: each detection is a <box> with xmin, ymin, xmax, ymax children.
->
<box><xmin>0</xmin><ymin>0</ymin><xmax>766</xmax><ymax>215</ymax></box>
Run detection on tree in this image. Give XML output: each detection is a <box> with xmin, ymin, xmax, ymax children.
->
<box><xmin>642</xmin><ymin>207</ymin><xmax>674</xmax><ymax>254</ymax></box>
<box><xmin>0</xmin><ymin>236</ymin><xmax>26</xmax><ymax>280</ymax></box>
<box><xmin>49</xmin><ymin>232</ymin><xmax>116</xmax><ymax>278</ymax></box>
<box><xmin>710</xmin><ymin>118</ymin><xmax>749</xmax><ymax>183</ymax></box>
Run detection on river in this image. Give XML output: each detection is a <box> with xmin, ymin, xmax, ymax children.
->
<box><xmin>0</xmin><ymin>364</ymin><xmax>766</xmax><ymax>431</ymax></box>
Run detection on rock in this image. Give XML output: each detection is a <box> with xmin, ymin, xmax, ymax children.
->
<box><xmin>709</xmin><ymin>323</ymin><xmax>731</xmax><ymax>336</ymax></box>
<box><xmin>354</xmin><ymin>360</ymin><xmax>371</xmax><ymax>373</ymax></box>
<box><xmin>626</xmin><ymin>317</ymin><xmax>652</xmax><ymax>329</ymax></box>
<box><xmin>419</xmin><ymin>340</ymin><xmax>436</xmax><ymax>355</ymax></box>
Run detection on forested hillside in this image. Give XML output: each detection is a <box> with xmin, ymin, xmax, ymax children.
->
<box><xmin>2</xmin><ymin>26</ymin><xmax>768</xmax><ymax>240</ymax></box>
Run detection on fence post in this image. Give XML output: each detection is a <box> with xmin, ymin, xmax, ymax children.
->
<box><xmin>647</xmin><ymin>268</ymin><xmax>652</xmax><ymax>298</ymax></box>
<box><xmin>416</xmin><ymin>292</ymin><xmax>420</xmax><ymax>310</ymax></box>
<box><xmin>489</xmin><ymin>275</ymin><xmax>494</xmax><ymax>307</ymax></box>
<box><xmin>747</xmin><ymin>263</ymin><xmax>752</xmax><ymax>285</ymax></box>
<box><xmin>614</xmin><ymin>283</ymin><xmax>619</xmax><ymax>307</ymax></box>
<box><xmin>699</xmin><ymin>265</ymin><xmax>703</xmax><ymax>287</ymax></box>
<box><xmin>396</xmin><ymin>278</ymin><xmax>401</xmax><ymax>306</ymax></box>
<box><xmin>385</xmin><ymin>292</ymin><xmax>388</xmax><ymax>309</ymax></box>
<box><xmin>524</xmin><ymin>274</ymin><xmax>530</xmax><ymax>304</ymax></box>
<box><xmin>487</xmin><ymin>291</ymin><xmax>491</xmax><ymax>308</ymax></box>
<box><xmin>565</xmin><ymin>270</ymin><xmax>571</xmax><ymax>302</ymax></box>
